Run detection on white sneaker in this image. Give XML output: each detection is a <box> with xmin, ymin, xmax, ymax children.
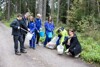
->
<box><xmin>75</xmin><ymin>53</ymin><xmax>80</xmax><ymax>58</ymax></box>
<box><xmin>66</xmin><ymin>52</ymin><xmax>72</xmax><ymax>56</ymax></box>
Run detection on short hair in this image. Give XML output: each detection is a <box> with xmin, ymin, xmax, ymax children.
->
<box><xmin>17</xmin><ymin>13</ymin><xmax>22</xmax><ymax>17</ymax></box>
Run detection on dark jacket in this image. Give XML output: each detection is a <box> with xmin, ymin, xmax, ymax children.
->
<box><xmin>69</xmin><ymin>35</ymin><xmax>82</xmax><ymax>56</ymax></box>
<box><xmin>10</xmin><ymin>19</ymin><xmax>21</xmax><ymax>36</ymax></box>
<box><xmin>21</xmin><ymin>17</ymin><xmax>28</xmax><ymax>34</ymax></box>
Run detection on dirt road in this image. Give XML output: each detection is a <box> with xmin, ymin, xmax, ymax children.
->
<box><xmin>0</xmin><ymin>22</ymin><xmax>94</xmax><ymax>67</ymax></box>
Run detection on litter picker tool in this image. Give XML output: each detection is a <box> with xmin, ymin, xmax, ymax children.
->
<box><xmin>20</xmin><ymin>28</ymin><xmax>34</xmax><ymax>40</ymax></box>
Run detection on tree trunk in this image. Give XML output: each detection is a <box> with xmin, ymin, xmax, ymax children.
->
<box><xmin>67</xmin><ymin>0</ymin><xmax>70</xmax><ymax>24</ymax></box>
<box><xmin>57</xmin><ymin>0</ymin><xmax>60</xmax><ymax>23</ymax></box>
<box><xmin>97</xmin><ymin>0</ymin><xmax>100</xmax><ymax>17</ymax></box>
<box><xmin>38</xmin><ymin>0</ymin><xmax>43</xmax><ymax>21</ymax></box>
<box><xmin>42</xmin><ymin>0</ymin><xmax>47</xmax><ymax>22</ymax></box>
<box><xmin>7</xmin><ymin>0</ymin><xmax>10</xmax><ymax>20</ymax></box>
<box><xmin>37</xmin><ymin>0</ymin><xmax>46</xmax><ymax>22</ymax></box>
<box><xmin>50</xmin><ymin>0</ymin><xmax>54</xmax><ymax>17</ymax></box>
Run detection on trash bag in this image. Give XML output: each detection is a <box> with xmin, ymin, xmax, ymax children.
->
<box><xmin>57</xmin><ymin>45</ymin><xmax>64</xmax><ymax>54</ymax></box>
<box><xmin>46</xmin><ymin>36</ymin><xmax>59</xmax><ymax>49</ymax></box>
<box><xmin>26</xmin><ymin>32</ymin><xmax>33</xmax><ymax>40</ymax></box>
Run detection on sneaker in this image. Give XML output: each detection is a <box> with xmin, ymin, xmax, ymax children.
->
<box><xmin>29</xmin><ymin>47</ymin><xmax>32</xmax><ymax>48</ymax></box>
<box><xmin>32</xmin><ymin>48</ymin><xmax>35</xmax><ymax>50</ymax></box>
<box><xmin>66</xmin><ymin>52</ymin><xmax>72</xmax><ymax>56</ymax></box>
<box><xmin>75</xmin><ymin>53</ymin><xmax>80</xmax><ymax>58</ymax></box>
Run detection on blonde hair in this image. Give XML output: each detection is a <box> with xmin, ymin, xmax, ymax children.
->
<box><xmin>37</xmin><ymin>14</ymin><xmax>41</xmax><ymax>17</ymax></box>
<box><xmin>29</xmin><ymin>16</ymin><xmax>34</xmax><ymax>21</ymax></box>
<box><xmin>25</xmin><ymin>12</ymin><xmax>30</xmax><ymax>17</ymax></box>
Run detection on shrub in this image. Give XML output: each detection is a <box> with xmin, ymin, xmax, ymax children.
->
<box><xmin>78</xmin><ymin>34</ymin><xmax>100</xmax><ymax>64</ymax></box>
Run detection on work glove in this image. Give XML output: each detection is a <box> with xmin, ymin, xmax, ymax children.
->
<box><xmin>65</xmin><ymin>49</ymin><xmax>69</xmax><ymax>53</ymax></box>
<box><xmin>28</xmin><ymin>28</ymin><xmax>30</xmax><ymax>32</ymax></box>
<box><xmin>18</xmin><ymin>26</ymin><xmax>20</xmax><ymax>29</ymax></box>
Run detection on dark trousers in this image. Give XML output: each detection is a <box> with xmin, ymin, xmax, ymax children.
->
<box><xmin>13</xmin><ymin>35</ymin><xmax>24</xmax><ymax>52</ymax></box>
<box><xmin>56</xmin><ymin>36</ymin><xmax>61</xmax><ymax>46</ymax></box>
<box><xmin>44</xmin><ymin>34</ymin><xmax>52</xmax><ymax>47</ymax></box>
<box><xmin>22</xmin><ymin>34</ymin><xmax>26</xmax><ymax>47</ymax></box>
<box><xmin>35</xmin><ymin>31</ymin><xmax>40</xmax><ymax>44</ymax></box>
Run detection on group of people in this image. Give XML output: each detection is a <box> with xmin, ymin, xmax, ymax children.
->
<box><xmin>10</xmin><ymin>13</ymin><xmax>41</xmax><ymax>55</ymax></box>
<box><xmin>10</xmin><ymin>12</ymin><xmax>81</xmax><ymax>58</ymax></box>
<box><xmin>10</xmin><ymin>12</ymin><xmax>55</xmax><ymax>55</ymax></box>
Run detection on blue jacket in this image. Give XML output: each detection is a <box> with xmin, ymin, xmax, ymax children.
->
<box><xmin>35</xmin><ymin>18</ymin><xmax>42</xmax><ymax>31</ymax></box>
<box><xmin>44</xmin><ymin>21</ymin><xmax>55</xmax><ymax>34</ymax></box>
<box><xmin>28</xmin><ymin>21</ymin><xmax>36</xmax><ymax>33</ymax></box>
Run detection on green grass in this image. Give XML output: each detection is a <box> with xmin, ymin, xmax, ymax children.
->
<box><xmin>2</xmin><ymin>14</ymin><xmax>16</xmax><ymax>27</ymax></box>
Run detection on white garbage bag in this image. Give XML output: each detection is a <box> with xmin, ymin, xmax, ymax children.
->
<box><xmin>26</xmin><ymin>32</ymin><xmax>33</xmax><ymax>40</ymax></box>
<box><xmin>46</xmin><ymin>36</ymin><xmax>59</xmax><ymax>49</ymax></box>
<box><xmin>57</xmin><ymin>45</ymin><xmax>64</xmax><ymax>54</ymax></box>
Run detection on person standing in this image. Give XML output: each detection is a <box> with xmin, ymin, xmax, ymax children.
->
<box><xmin>28</xmin><ymin>16</ymin><xmax>36</xmax><ymax>49</ymax></box>
<box><xmin>35</xmin><ymin>14</ymin><xmax>42</xmax><ymax>45</ymax></box>
<box><xmin>44</xmin><ymin>16</ymin><xmax>55</xmax><ymax>47</ymax></box>
<box><xmin>21</xmin><ymin>12</ymin><xmax>30</xmax><ymax>49</ymax></box>
<box><xmin>10</xmin><ymin>14</ymin><xmax>27</xmax><ymax>55</ymax></box>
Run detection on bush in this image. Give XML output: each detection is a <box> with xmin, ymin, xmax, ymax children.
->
<box><xmin>78</xmin><ymin>34</ymin><xmax>100</xmax><ymax>64</ymax></box>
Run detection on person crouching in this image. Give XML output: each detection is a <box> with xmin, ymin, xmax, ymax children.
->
<box><xmin>63</xmin><ymin>29</ymin><xmax>82</xmax><ymax>58</ymax></box>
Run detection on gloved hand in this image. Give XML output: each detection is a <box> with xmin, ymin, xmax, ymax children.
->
<box><xmin>40</xmin><ymin>28</ymin><xmax>42</xmax><ymax>30</ymax></box>
<box><xmin>28</xmin><ymin>28</ymin><xmax>30</xmax><ymax>32</ymax></box>
<box><xmin>37</xmin><ymin>30</ymin><xmax>40</xmax><ymax>33</ymax></box>
<box><xmin>65</xmin><ymin>49</ymin><xmax>69</xmax><ymax>53</ymax></box>
<box><xmin>18</xmin><ymin>26</ymin><xmax>20</xmax><ymax>29</ymax></box>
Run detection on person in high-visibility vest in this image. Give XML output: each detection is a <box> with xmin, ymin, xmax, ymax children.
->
<box><xmin>56</xmin><ymin>27</ymin><xmax>68</xmax><ymax>46</ymax></box>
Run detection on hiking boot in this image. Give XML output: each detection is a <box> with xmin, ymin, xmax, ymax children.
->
<box><xmin>15</xmin><ymin>51</ymin><xmax>21</xmax><ymax>55</ymax></box>
<box><xmin>23</xmin><ymin>47</ymin><xmax>27</xmax><ymax>49</ymax></box>
<box><xmin>20</xmin><ymin>50</ymin><xmax>27</xmax><ymax>53</ymax></box>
